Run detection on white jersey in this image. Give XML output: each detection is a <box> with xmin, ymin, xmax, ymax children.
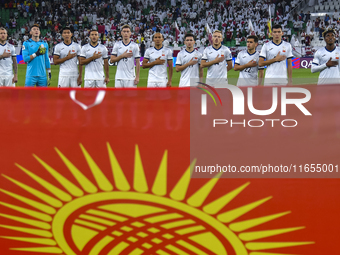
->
<box><xmin>144</xmin><ymin>46</ymin><xmax>172</xmax><ymax>82</ymax></box>
<box><xmin>235</xmin><ymin>50</ymin><xmax>264</xmax><ymax>86</ymax></box>
<box><xmin>53</xmin><ymin>42</ymin><xmax>81</xmax><ymax>77</ymax></box>
<box><xmin>176</xmin><ymin>49</ymin><xmax>202</xmax><ymax>87</ymax></box>
<box><xmin>202</xmin><ymin>45</ymin><xmax>232</xmax><ymax>79</ymax></box>
<box><xmin>312</xmin><ymin>47</ymin><xmax>340</xmax><ymax>85</ymax></box>
<box><xmin>259</xmin><ymin>41</ymin><xmax>293</xmax><ymax>84</ymax></box>
<box><xmin>0</xmin><ymin>43</ymin><xmax>16</xmax><ymax>76</ymax></box>
<box><xmin>112</xmin><ymin>40</ymin><xmax>140</xmax><ymax>80</ymax></box>
<box><xmin>80</xmin><ymin>43</ymin><xmax>108</xmax><ymax>80</ymax></box>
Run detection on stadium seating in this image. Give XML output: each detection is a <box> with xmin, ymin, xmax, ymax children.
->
<box><xmin>0</xmin><ymin>0</ymin><xmax>330</xmax><ymax>57</ymax></box>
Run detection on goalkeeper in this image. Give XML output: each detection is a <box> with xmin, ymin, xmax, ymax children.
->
<box><xmin>22</xmin><ymin>24</ymin><xmax>51</xmax><ymax>87</ymax></box>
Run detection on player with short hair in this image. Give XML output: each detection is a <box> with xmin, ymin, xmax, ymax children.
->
<box><xmin>234</xmin><ymin>35</ymin><xmax>264</xmax><ymax>86</ymax></box>
<box><xmin>201</xmin><ymin>30</ymin><xmax>232</xmax><ymax>87</ymax></box>
<box><xmin>110</xmin><ymin>24</ymin><xmax>140</xmax><ymax>88</ymax></box>
<box><xmin>175</xmin><ymin>33</ymin><xmax>203</xmax><ymax>87</ymax></box>
<box><xmin>53</xmin><ymin>27</ymin><xmax>82</xmax><ymax>88</ymax></box>
<box><xmin>0</xmin><ymin>27</ymin><xmax>17</xmax><ymax>86</ymax></box>
<box><xmin>259</xmin><ymin>24</ymin><xmax>293</xmax><ymax>85</ymax></box>
<box><xmin>311</xmin><ymin>28</ymin><xmax>340</xmax><ymax>84</ymax></box>
<box><xmin>22</xmin><ymin>24</ymin><xmax>51</xmax><ymax>87</ymax></box>
<box><xmin>142</xmin><ymin>32</ymin><xmax>173</xmax><ymax>87</ymax></box>
<box><xmin>79</xmin><ymin>30</ymin><xmax>109</xmax><ymax>88</ymax></box>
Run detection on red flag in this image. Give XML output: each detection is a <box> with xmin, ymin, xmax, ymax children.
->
<box><xmin>205</xmin><ymin>23</ymin><xmax>213</xmax><ymax>45</ymax></box>
<box><xmin>0</xmin><ymin>88</ymin><xmax>338</xmax><ymax>254</ymax></box>
<box><xmin>174</xmin><ymin>21</ymin><xmax>180</xmax><ymax>42</ymax></box>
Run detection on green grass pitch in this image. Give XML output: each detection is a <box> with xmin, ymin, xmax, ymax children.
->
<box><xmin>15</xmin><ymin>65</ymin><xmax>320</xmax><ymax>87</ymax></box>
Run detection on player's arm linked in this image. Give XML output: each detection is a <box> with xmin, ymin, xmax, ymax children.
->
<box><xmin>0</xmin><ymin>51</ymin><xmax>11</xmax><ymax>59</ymax></box>
<box><xmin>311</xmin><ymin>57</ymin><xmax>338</xmax><ymax>73</ymax></box>
<box><xmin>12</xmin><ymin>55</ymin><xmax>18</xmax><ymax>84</ymax></box>
<box><xmin>259</xmin><ymin>51</ymin><xmax>286</xmax><ymax>67</ymax></box>
<box><xmin>201</xmin><ymin>54</ymin><xmax>225</xmax><ymax>68</ymax></box>
<box><xmin>135</xmin><ymin>58</ymin><xmax>140</xmax><ymax>85</ymax></box>
<box><xmin>77</xmin><ymin>56</ymin><xmax>83</xmax><ymax>86</ymax></box>
<box><xmin>80</xmin><ymin>51</ymin><xmax>102</xmax><ymax>65</ymax></box>
<box><xmin>110</xmin><ymin>50</ymin><xmax>132</xmax><ymax>63</ymax></box>
<box><xmin>142</xmin><ymin>57</ymin><xmax>165</xmax><ymax>69</ymax></box>
<box><xmin>54</xmin><ymin>50</ymin><xmax>77</xmax><ymax>65</ymax></box>
<box><xmin>167</xmin><ymin>60</ymin><xmax>173</xmax><ymax>87</ymax></box>
<box><xmin>31</xmin><ymin>45</ymin><xmax>46</xmax><ymax>59</ymax></box>
<box><xmin>175</xmin><ymin>57</ymin><xmax>198</xmax><ymax>72</ymax></box>
<box><xmin>104</xmin><ymin>58</ymin><xmax>110</xmax><ymax>85</ymax></box>
<box><xmin>234</xmin><ymin>60</ymin><xmax>257</xmax><ymax>71</ymax></box>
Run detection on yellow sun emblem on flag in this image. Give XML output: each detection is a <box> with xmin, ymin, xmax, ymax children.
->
<box><xmin>0</xmin><ymin>143</ymin><xmax>313</xmax><ymax>254</ymax></box>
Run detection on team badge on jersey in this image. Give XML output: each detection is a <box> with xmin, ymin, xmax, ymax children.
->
<box><xmin>336</xmin><ymin>52</ymin><xmax>339</xmax><ymax>60</ymax></box>
<box><xmin>282</xmin><ymin>46</ymin><xmax>286</xmax><ymax>53</ymax></box>
<box><xmin>72</xmin><ymin>46</ymin><xmax>75</xmax><ymax>53</ymax></box>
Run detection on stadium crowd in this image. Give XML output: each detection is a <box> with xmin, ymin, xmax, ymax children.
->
<box><xmin>1</xmin><ymin>0</ymin><xmax>337</xmax><ymax>52</ymax></box>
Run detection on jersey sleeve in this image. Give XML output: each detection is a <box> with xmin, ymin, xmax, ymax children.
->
<box><xmin>144</xmin><ymin>49</ymin><xmax>150</xmax><ymax>60</ymax></box>
<box><xmin>80</xmin><ymin>45</ymin><xmax>86</xmax><ymax>58</ymax></box>
<box><xmin>134</xmin><ymin>44</ymin><xmax>140</xmax><ymax>58</ymax></box>
<box><xmin>44</xmin><ymin>43</ymin><xmax>51</xmax><ymax>69</ymax></box>
<box><xmin>202</xmin><ymin>48</ymin><xmax>207</xmax><ymax>60</ymax></box>
<box><xmin>53</xmin><ymin>44</ymin><xmax>60</xmax><ymax>56</ymax></box>
<box><xmin>312</xmin><ymin>51</ymin><xmax>320</xmax><ymax>65</ymax></box>
<box><xmin>77</xmin><ymin>44</ymin><xmax>81</xmax><ymax>56</ymax></box>
<box><xmin>287</xmin><ymin>43</ymin><xmax>294</xmax><ymax>59</ymax></box>
<box><xmin>175</xmin><ymin>52</ymin><xmax>182</xmax><ymax>65</ymax></box>
<box><xmin>111</xmin><ymin>43</ymin><xmax>118</xmax><ymax>56</ymax></box>
<box><xmin>167</xmin><ymin>49</ymin><xmax>173</xmax><ymax>61</ymax></box>
<box><xmin>311</xmin><ymin>50</ymin><xmax>328</xmax><ymax>73</ymax></box>
<box><xmin>258</xmin><ymin>62</ymin><xmax>265</xmax><ymax>70</ymax></box>
<box><xmin>11</xmin><ymin>45</ymin><xmax>16</xmax><ymax>57</ymax></box>
<box><xmin>102</xmin><ymin>46</ymin><xmax>108</xmax><ymax>59</ymax></box>
<box><xmin>225</xmin><ymin>47</ymin><xmax>232</xmax><ymax>61</ymax></box>
<box><xmin>259</xmin><ymin>43</ymin><xmax>267</xmax><ymax>59</ymax></box>
<box><xmin>22</xmin><ymin>41</ymin><xmax>31</xmax><ymax>63</ymax></box>
<box><xmin>235</xmin><ymin>52</ymin><xmax>241</xmax><ymax>65</ymax></box>
<box><xmin>198</xmin><ymin>52</ymin><xmax>202</xmax><ymax>64</ymax></box>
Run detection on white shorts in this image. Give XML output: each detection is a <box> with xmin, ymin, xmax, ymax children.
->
<box><xmin>115</xmin><ymin>79</ymin><xmax>136</xmax><ymax>88</ymax></box>
<box><xmin>84</xmin><ymin>80</ymin><xmax>106</xmax><ymax>88</ymax></box>
<box><xmin>58</xmin><ymin>76</ymin><xmax>78</xmax><ymax>88</ymax></box>
<box><xmin>147</xmin><ymin>80</ymin><xmax>168</xmax><ymax>88</ymax></box>
<box><xmin>0</xmin><ymin>76</ymin><xmax>14</xmax><ymax>87</ymax></box>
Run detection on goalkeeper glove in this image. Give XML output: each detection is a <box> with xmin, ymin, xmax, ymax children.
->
<box><xmin>48</xmin><ymin>71</ymin><xmax>51</xmax><ymax>86</ymax></box>
<box><xmin>35</xmin><ymin>44</ymin><xmax>46</xmax><ymax>56</ymax></box>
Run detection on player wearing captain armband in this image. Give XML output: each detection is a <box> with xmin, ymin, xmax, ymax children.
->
<box><xmin>311</xmin><ymin>28</ymin><xmax>340</xmax><ymax>85</ymax></box>
<box><xmin>200</xmin><ymin>30</ymin><xmax>233</xmax><ymax>87</ymax></box>
<box><xmin>234</xmin><ymin>35</ymin><xmax>264</xmax><ymax>86</ymax></box>
<box><xmin>259</xmin><ymin>24</ymin><xmax>293</xmax><ymax>86</ymax></box>
<box><xmin>22</xmin><ymin>24</ymin><xmax>51</xmax><ymax>87</ymax></box>
<box><xmin>175</xmin><ymin>33</ymin><xmax>203</xmax><ymax>87</ymax></box>
<box><xmin>80</xmin><ymin>30</ymin><xmax>109</xmax><ymax>88</ymax></box>
<box><xmin>142</xmin><ymin>32</ymin><xmax>173</xmax><ymax>88</ymax></box>
<box><xmin>53</xmin><ymin>27</ymin><xmax>82</xmax><ymax>88</ymax></box>
<box><xmin>0</xmin><ymin>27</ymin><xmax>17</xmax><ymax>87</ymax></box>
<box><xmin>110</xmin><ymin>24</ymin><xmax>140</xmax><ymax>88</ymax></box>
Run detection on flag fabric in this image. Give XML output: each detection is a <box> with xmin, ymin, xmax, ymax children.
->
<box><xmin>174</xmin><ymin>21</ymin><xmax>180</xmax><ymax>42</ymax></box>
<box><xmin>205</xmin><ymin>23</ymin><xmax>213</xmax><ymax>45</ymax></box>
<box><xmin>248</xmin><ymin>19</ymin><xmax>255</xmax><ymax>35</ymax></box>
<box><xmin>0</xmin><ymin>88</ymin><xmax>339</xmax><ymax>254</ymax></box>
<box><xmin>268</xmin><ymin>6</ymin><xmax>272</xmax><ymax>38</ymax></box>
